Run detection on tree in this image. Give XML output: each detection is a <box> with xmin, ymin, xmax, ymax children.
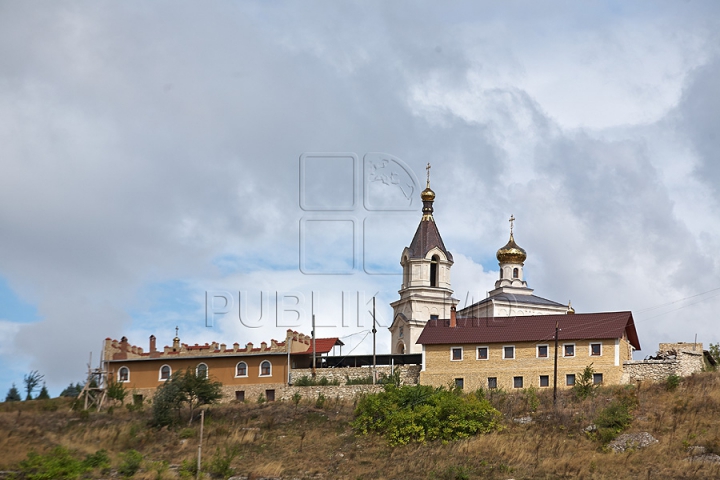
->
<box><xmin>181</xmin><ymin>368</ymin><xmax>222</xmax><ymax>424</ymax></box>
<box><xmin>5</xmin><ymin>383</ymin><xmax>21</xmax><ymax>402</ymax></box>
<box><xmin>709</xmin><ymin>343</ymin><xmax>720</xmax><ymax>365</ymax></box>
<box><xmin>106</xmin><ymin>379</ymin><xmax>127</xmax><ymax>405</ymax></box>
<box><xmin>151</xmin><ymin>369</ymin><xmax>222</xmax><ymax>427</ymax></box>
<box><xmin>37</xmin><ymin>383</ymin><xmax>50</xmax><ymax>400</ymax></box>
<box><xmin>23</xmin><ymin>370</ymin><xmax>44</xmax><ymax>401</ymax></box>
<box><xmin>60</xmin><ymin>382</ymin><xmax>84</xmax><ymax>398</ymax></box>
<box><xmin>573</xmin><ymin>364</ymin><xmax>597</xmax><ymax>400</ymax></box>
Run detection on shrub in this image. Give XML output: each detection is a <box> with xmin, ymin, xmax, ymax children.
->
<box><xmin>151</xmin><ymin>369</ymin><xmax>222</xmax><ymax>426</ymax></box>
<box><xmin>19</xmin><ymin>446</ymin><xmax>89</xmax><ymax>480</ymax></box>
<box><xmin>293</xmin><ymin>375</ymin><xmax>340</xmax><ymax>386</ymax></box>
<box><xmin>292</xmin><ymin>392</ymin><xmax>302</xmax><ymax>406</ymax></box>
<box><xmin>257</xmin><ymin>393</ymin><xmax>266</xmax><ymax>404</ymax></box>
<box><xmin>206</xmin><ymin>444</ymin><xmax>239</xmax><ymax>478</ymax></box>
<box><xmin>594</xmin><ymin>400</ymin><xmax>633</xmax><ymax>443</ymax></box>
<box><xmin>107</xmin><ymin>379</ymin><xmax>128</xmax><ymax>405</ymax></box>
<box><xmin>178</xmin><ymin>427</ymin><xmax>196</xmax><ymax>439</ymax></box>
<box><xmin>352</xmin><ymin>385</ymin><xmax>503</xmax><ymax>446</ymax></box>
<box><xmin>665</xmin><ymin>374</ymin><xmax>681</xmax><ymax>391</ymax></box>
<box><xmin>573</xmin><ymin>364</ymin><xmax>597</xmax><ymax>400</ymax></box>
<box><xmin>315</xmin><ymin>393</ymin><xmax>327</xmax><ymax>409</ymax></box>
<box><xmin>346</xmin><ymin>375</ymin><xmax>374</xmax><ymax>385</ymax></box>
<box><xmin>117</xmin><ymin>449</ymin><xmax>143</xmax><ymax>477</ymax></box>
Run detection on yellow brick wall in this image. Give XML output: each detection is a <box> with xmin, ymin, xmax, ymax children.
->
<box><xmin>420</xmin><ymin>338</ymin><xmax>631</xmax><ymax>391</ymax></box>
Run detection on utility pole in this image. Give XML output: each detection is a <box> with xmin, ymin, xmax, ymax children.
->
<box><xmin>372</xmin><ymin>296</ymin><xmax>377</xmax><ymax>385</ymax></box>
<box><xmin>312</xmin><ymin>313</ymin><xmax>316</xmax><ymax>378</ymax></box>
<box><xmin>553</xmin><ymin>320</ymin><xmax>559</xmax><ymax>407</ymax></box>
<box><xmin>196</xmin><ymin>409</ymin><xmax>204</xmax><ymax>480</ymax></box>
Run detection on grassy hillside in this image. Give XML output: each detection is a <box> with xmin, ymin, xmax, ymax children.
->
<box><xmin>2</xmin><ymin>372</ymin><xmax>720</xmax><ymax>479</ymax></box>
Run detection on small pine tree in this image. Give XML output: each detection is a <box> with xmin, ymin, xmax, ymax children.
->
<box><xmin>5</xmin><ymin>383</ymin><xmax>21</xmax><ymax>402</ymax></box>
<box><xmin>37</xmin><ymin>383</ymin><xmax>50</xmax><ymax>400</ymax></box>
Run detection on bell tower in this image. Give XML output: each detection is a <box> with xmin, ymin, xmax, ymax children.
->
<box><xmin>389</xmin><ymin>164</ymin><xmax>458</xmax><ymax>354</ymax></box>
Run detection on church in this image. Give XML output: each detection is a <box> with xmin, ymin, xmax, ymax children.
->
<box><xmin>389</xmin><ymin>171</ymin><xmax>574</xmax><ymax>356</ymax></box>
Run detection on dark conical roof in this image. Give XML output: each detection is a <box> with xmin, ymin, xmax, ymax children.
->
<box><xmin>407</xmin><ymin>217</ymin><xmax>453</xmax><ymax>261</ymax></box>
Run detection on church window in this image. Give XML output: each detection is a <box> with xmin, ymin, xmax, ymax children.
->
<box><xmin>512</xmin><ymin>267</ymin><xmax>519</xmax><ymax>278</ymax></box>
<box><xmin>451</xmin><ymin>347</ymin><xmax>463</xmax><ymax>361</ymax></box>
<box><xmin>399</xmin><ymin>326</ymin><xmax>404</xmax><ymax>338</ymax></box>
<box><xmin>260</xmin><ymin>360</ymin><xmax>272</xmax><ymax>376</ymax></box>
<box><xmin>196</xmin><ymin>363</ymin><xmax>208</xmax><ymax>379</ymax></box>
<box><xmin>593</xmin><ymin>373</ymin><xmax>603</xmax><ymax>385</ymax></box>
<box><xmin>487</xmin><ymin>377</ymin><xmax>498</xmax><ymax>389</ymax></box>
<box><xmin>513</xmin><ymin>376</ymin><xmax>524</xmax><ymax>388</ymax></box>
<box><xmin>236</xmin><ymin>361</ymin><xmax>248</xmax><ymax>377</ymax></box>
<box><xmin>539</xmin><ymin>375</ymin><xmax>550</xmax><ymax>387</ymax></box>
<box><xmin>503</xmin><ymin>346</ymin><xmax>515</xmax><ymax>359</ymax></box>
<box><xmin>563</xmin><ymin>344</ymin><xmax>575</xmax><ymax>357</ymax></box>
<box><xmin>397</xmin><ymin>343</ymin><xmax>405</xmax><ymax>354</ymax></box>
<box><xmin>430</xmin><ymin>255</ymin><xmax>439</xmax><ymax>287</ymax></box>
<box><xmin>566</xmin><ymin>374</ymin><xmax>576</xmax><ymax>386</ymax></box>
<box><xmin>590</xmin><ymin>343</ymin><xmax>602</xmax><ymax>356</ymax></box>
<box><xmin>499</xmin><ymin>268</ymin><xmax>503</xmax><ymax>279</ymax></box>
<box><xmin>476</xmin><ymin>346</ymin><xmax>488</xmax><ymax>360</ymax></box>
<box><xmin>118</xmin><ymin>367</ymin><xmax>129</xmax><ymax>383</ymax></box>
<box><xmin>159</xmin><ymin>365</ymin><xmax>171</xmax><ymax>381</ymax></box>
<box><xmin>430</xmin><ymin>315</ymin><xmax>439</xmax><ymax>321</ymax></box>
<box><xmin>537</xmin><ymin>345</ymin><xmax>549</xmax><ymax>358</ymax></box>
<box><xmin>403</xmin><ymin>261</ymin><xmax>409</xmax><ymax>287</ymax></box>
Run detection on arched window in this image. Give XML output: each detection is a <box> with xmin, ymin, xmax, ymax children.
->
<box><xmin>196</xmin><ymin>363</ymin><xmax>208</xmax><ymax>379</ymax></box>
<box><xmin>430</xmin><ymin>255</ymin><xmax>439</xmax><ymax>287</ymax></box>
<box><xmin>499</xmin><ymin>268</ymin><xmax>504</xmax><ymax>279</ymax></box>
<box><xmin>512</xmin><ymin>267</ymin><xmax>519</xmax><ymax>278</ymax></box>
<box><xmin>236</xmin><ymin>361</ymin><xmax>248</xmax><ymax>377</ymax></box>
<box><xmin>403</xmin><ymin>261</ymin><xmax>410</xmax><ymax>288</ymax></box>
<box><xmin>118</xmin><ymin>366</ymin><xmax>129</xmax><ymax>383</ymax></box>
<box><xmin>397</xmin><ymin>342</ymin><xmax>405</xmax><ymax>354</ymax></box>
<box><xmin>159</xmin><ymin>365</ymin><xmax>171</xmax><ymax>381</ymax></box>
<box><xmin>260</xmin><ymin>360</ymin><xmax>272</xmax><ymax>377</ymax></box>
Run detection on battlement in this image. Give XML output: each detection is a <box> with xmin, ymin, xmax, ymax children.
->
<box><xmin>104</xmin><ymin>329</ymin><xmax>314</xmax><ymax>361</ymax></box>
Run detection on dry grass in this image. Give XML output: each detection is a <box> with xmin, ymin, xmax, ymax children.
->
<box><xmin>3</xmin><ymin>373</ymin><xmax>720</xmax><ymax>478</ymax></box>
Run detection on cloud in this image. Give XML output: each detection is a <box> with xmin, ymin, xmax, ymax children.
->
<box><xmin>2</xmin><ymin>2</ymin><xmax>720</xmax><ymax>394</ymax></box>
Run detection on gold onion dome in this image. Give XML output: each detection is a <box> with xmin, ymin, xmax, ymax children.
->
<box><xmin>421</xmin><ymin>187</ymin><xmax>435</xmax><ymax>202</ymax></box>
<box><xmin>496</xmin><ymin>232</ymin><xmax>527</xmax><ymax>264</ymax></box>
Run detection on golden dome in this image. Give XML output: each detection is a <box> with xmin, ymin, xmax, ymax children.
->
<box><xmin>421</xmin><ymin>187</ymin><xmax>435</xmax><ymax>202</ymax></box>
<box><xmin>496</xmin><ymin>233</ymin><xmax>527</xmax><ymax>264</ymax></box>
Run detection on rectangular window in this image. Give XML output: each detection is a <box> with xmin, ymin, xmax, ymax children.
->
<box><xmin>566</xmin><ymin>374</ymin><xmax>576</xmax><ymax>386</ymax></box>
<box><xmin>590</xmin><ymin>343</ymin><xmax>602</xmax><ymax>356</ymax></box>
<box><xmin>265</xmin><ymin>389</ymin><xmax>275</xmax><ymax>402</ymax></box>
<box><xmin>503</xmin><ymin>346</ymin><xmax>515</xmax><ymax>359</ymax></box>
<box><xmin>513</xmin><ymin>376</ymin><xmax>524</xmax><ymax>388</ymax></box>
<box><xmin>454</xmin><ymin>378</ymin><xmax>464</xmax><ymax>389</ymax></box>
<box><xmin>430</xmin><ymin>314</ymin><xmax>439</xmax><ymax>321</ymax></box>
<box><xmin>235</xmin><ymin>390</ymin><xmax>245</xmax><ymax>402</ymax></box>
<box><xmin>537</xmin><ymin>345</ymin><xmax>549</xmax><ymax>358</ymax></box>
<box><xmin>539</xmin><ymin>375</ymin><xmax>549</xmax><ymax>387</ymax></box>
<box><xmin>451</xmin><ymin>347</ymin><xmax>463</xmax><ymax>361</ymax></box>
<box><xmin>476</xmin><ymin>346</ymin><xmax>488</xmax><ymax>360</ymax></box>
<box><xmin>564</xmin><ymin>344</ymin><xmax>575</xmax><ymax>357</ymax></box>
<box><xmin>488</xmin><ymin>377</ymin><xmax>498</xmax><ymax>389</ymax></box>
<box><xmin>593</xmin><ymin>373</ymin><xmax>603</xmax><ymax>385</ymax></box>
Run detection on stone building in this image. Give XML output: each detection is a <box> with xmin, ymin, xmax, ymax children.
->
<box><xmin>103</xmin><ymin>329</ymin><xmax>342</xmax><ymax>402</ymax></box>
<box><xmin>417</xmin><ymin>308</ymin><xmax>640</xmax><ymax>390</ymax></box>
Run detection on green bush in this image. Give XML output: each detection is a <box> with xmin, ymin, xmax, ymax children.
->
<box><xmin>178</xmin><ymin>427</ymin><xmax>196</xmax><ymax>439</ymax></box>
<box><xmin>346</xmin><ymin>375</ymin><xmax>374</xmax><ymax>385</ymax></box>
<box><xmin>293</xmin><ymin>375</ymin><xmax>341</xmax><ymax>386</ymax></box>
<box><xmin>594</xmin><ymin>400</ymin><xmax>633</xmax><ymax>443</ymax></box>
<box><xmin>665</xmin><ymin>374</ymin><xmax>681</xmax><ymax>391</ymax></box>
<box><xmin>19</xmin><ymin>447</ymin><xmax>89</xmax><ymax>480</ymax></box>
<box><xmin>352</xmin><ymin>385</ymin><xmax>503</xmax><ymax>446</ymax></box>
<box><xmin>315</xmin><ymin>393</ymin><xmax>327</xmax><ymax>409</ymax></box>
<box><xmin>573</xmin><ymin>364</ymin><xmax>597</xmax><ymax>400</ymax></box>
<box><xmin>206</xmin><ymin>444</ymin><xmax>239</xmax><ymax>478</ymax></box>
<box><xmin>117</xmin><ymin>449</ymin><xmax>143</xmax><ymax>477</ymax></box>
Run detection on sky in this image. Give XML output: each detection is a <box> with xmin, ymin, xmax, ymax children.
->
<box><xmin>2</xmin><ymin>1</ymin><xmax>720</xmax><ymax>397</ymax></box>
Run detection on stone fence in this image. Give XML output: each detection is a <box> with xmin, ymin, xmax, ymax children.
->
<box><xmin>289</xmin><ymin>364</ymin><xmax>421</xmax><ymax>386</ymax></box>
<box><xmin>622</xmin><ymin>344</ymin><xmax>705</xmax><ymax>383</ymax></box>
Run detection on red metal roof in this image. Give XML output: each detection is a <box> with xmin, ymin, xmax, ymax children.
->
<box><xmin>294</xmin><ymin>337</ymin><xmax>344</xmax><ymax>355</ymax></box>
<box><xmin>416</xmin><ymin>312</ymin><xmax>640</xmax><ymax>350</ymax></box>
